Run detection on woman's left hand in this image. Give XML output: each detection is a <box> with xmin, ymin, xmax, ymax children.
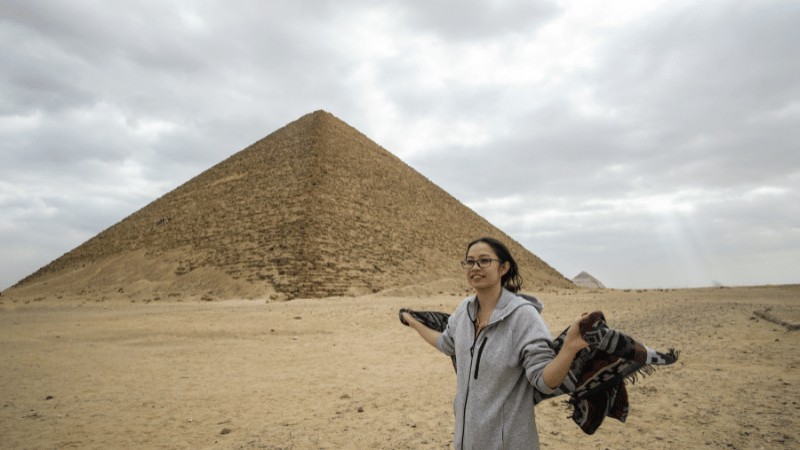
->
<box><xmin>563</xmin><ymin>313</ymin><xmax>590</xmax><ymax>355</ymax></box>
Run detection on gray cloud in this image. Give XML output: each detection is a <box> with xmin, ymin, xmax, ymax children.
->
<box><xmin>396</xmin><ymin>0</ymin><xmax>560</xmax><ymax>41</ymax></box>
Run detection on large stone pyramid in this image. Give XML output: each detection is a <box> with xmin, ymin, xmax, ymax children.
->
<box><xmin>8</xmin><ymin>111</ymin><xmax>572</xmax><ymax>301</ymax></box>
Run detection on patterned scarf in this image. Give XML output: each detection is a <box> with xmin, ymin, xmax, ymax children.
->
<box><xmin>399</xmin><ymin>308</ymin><xmax>679</xmax><ymax>434</ymax></box>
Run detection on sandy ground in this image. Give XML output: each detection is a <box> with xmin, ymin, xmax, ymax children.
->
<box><xmin>1</xmin><ymin>285</ymin><xmax>798</xmax><ymax>449</ymax></box>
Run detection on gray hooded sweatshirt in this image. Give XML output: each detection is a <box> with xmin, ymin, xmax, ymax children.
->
<box><xmin>436</xmin><ymin>289</ymin><xmax>558</xmax><ymax>450</ymax></box>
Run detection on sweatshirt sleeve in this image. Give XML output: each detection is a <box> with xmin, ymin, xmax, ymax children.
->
<box><xmin>436</xmin><ymin>310</ymin><xmax>457</xmax><ymax>356</ymax></box>
<box><xmin>515</xmin><ymin>305</ymin><xmax>559</xmax><ymax>394</ymax></box>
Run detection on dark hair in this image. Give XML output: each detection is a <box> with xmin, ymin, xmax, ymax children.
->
<box><xmin>466</xmin><ymin>237</ymin><xmax>523</xmax><ymax>293</ymax></box>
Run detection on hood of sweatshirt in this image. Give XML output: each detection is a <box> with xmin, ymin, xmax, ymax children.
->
<box><xmin>467</xmin><ymin>289</ymin><xmax>545</xmax><ymax>325</ymax></box>
<box><xmin>519</xmin><ymin>293</ymin><xmax>544</xmax><ymax>313</ymax></box>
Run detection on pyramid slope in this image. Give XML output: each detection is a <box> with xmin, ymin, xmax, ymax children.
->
<box><xmin>9</xmin><ymin>111</ymin><xmax>573</xmax><ymax>301</ymax></box>
<box><xmin>572</xmin><ymin>271</ymin><xmax>605</xmax><ymax>289</ymax></box>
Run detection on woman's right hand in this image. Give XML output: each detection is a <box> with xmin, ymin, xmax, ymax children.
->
<box><xmin>401</xmin><ymin>312</ymin><xmax>417</xmax><ymax>327</ymax></box>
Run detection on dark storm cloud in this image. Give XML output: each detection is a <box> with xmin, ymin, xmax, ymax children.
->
<box><xmin>1</xmin><ymin>0</ymin><xmax>358</xmax><ymax>175</ymax></box>
<box><xmin>589</xmin><ymin>2</ymin><xmax>800</xmax><ymax>186</ymax></box>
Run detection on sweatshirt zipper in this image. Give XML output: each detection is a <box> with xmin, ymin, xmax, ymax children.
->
<box><xmin>460</xmin><ymin>319</ymin><xmax>491</xmax><ymax>449</ymax></box>
<box><xmin>473</xmin><ymin>337</ymin><xmax>488</xmax><ymax>379</ymax></box>
<box><xmin>459</xmin><ymin>311</ymin><xmax>480</xmax><ymax>449</ymax></box>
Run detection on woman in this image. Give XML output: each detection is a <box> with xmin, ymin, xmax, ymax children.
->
<box><xmin>402</xmin><ymin>237</ymin><xmax>588</xmax><ymax>449</ymax></box>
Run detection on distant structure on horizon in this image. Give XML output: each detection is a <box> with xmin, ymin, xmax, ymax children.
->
<box><xmin>572</xmin><ymin>271</ymin><xmax>605</xmax><ymax>289</ymax></box>
<box><xmin>7</xmin><ymin>110</ymin><xmax>573</xmax><ymax>302</ymax></box>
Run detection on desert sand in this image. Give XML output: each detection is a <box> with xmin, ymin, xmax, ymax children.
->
<box><xmin>1</xmin><ymin>285</ymin><xmax>798</xmax><ymax>449</ymax></box>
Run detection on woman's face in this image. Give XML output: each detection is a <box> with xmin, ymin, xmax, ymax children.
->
<box><xmin>465</xmin><ymin>241</ymin><xmax>508</xmax><ymax>291</ymax></box>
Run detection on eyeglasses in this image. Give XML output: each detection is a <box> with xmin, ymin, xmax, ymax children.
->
<box><xmin>461</xmin><ymin>258</ymin><xmax>500</xmax><ymax>269</ymax></box>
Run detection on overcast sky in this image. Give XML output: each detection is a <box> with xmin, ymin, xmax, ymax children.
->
<box><xmin>2</xmin><ymin>0</ymin><xmax>798</xmax><ymax>290</ymax></box>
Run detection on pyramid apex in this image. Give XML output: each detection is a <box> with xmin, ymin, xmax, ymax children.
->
<box><xmin>301</xmin><ymin>109</ymin><xmax>326</xmax><ymax>118</ymax></box>
<box><xmin>291</xmin><ymin>109</ymin><xmax>351</xmax><ymax>133</ymax></box>
<box><xmin>304</xmin><ymin>109</ymin><xmax>336</xmax><ymax>120</ymax></box>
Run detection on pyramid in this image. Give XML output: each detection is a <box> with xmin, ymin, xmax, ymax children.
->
<box><xmin>572</xmin><ymin>271</ymin><xmax>605</xmax><ymax>289</ymax></box>
<box><xmin>8</xmin><ymin>111</ymin><xmax>573</xmax><ymax>301</ymax></box>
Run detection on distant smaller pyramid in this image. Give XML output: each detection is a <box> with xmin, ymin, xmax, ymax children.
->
<box><xmin>572</xmin><ymin>271</ymin><xmax>605</xmax><ymax>289</ymax></box>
